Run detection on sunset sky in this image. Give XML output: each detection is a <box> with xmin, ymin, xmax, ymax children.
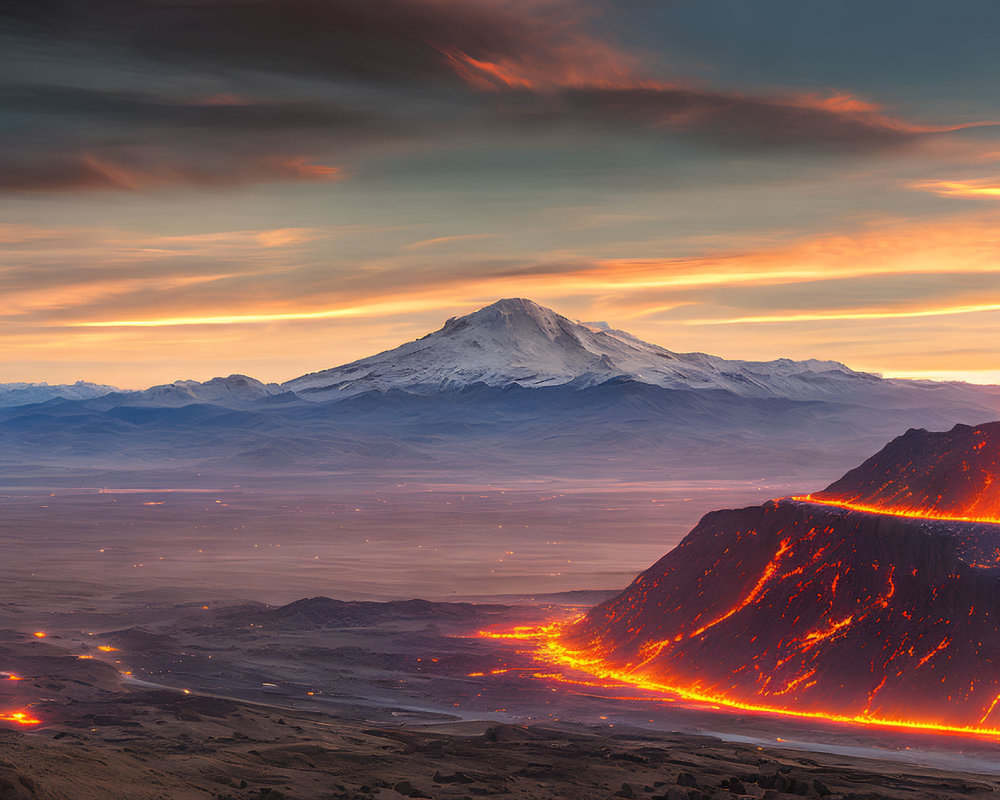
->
<box><xmin>4</xmin><ymin>0</ymin><xmax>1000</xmax><ymax>388</ymax></box>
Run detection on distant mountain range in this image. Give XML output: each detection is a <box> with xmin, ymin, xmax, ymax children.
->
<box><xmin>7</xmin><ymin>298</ymin><xmax>999</xmax><ymax>410</ymax></box>
<box><xmin>2</xmin><ymin>298</ymin><xmax>999</xmax><ymax>479</ymax></box>
<box><xmin>0</xmin><ymin>380</ymin><xmax>118</xmax><ymax>407</ymax></box>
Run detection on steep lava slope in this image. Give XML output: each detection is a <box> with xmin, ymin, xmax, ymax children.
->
<box><xmin>804</xmin><ymin>421</ymin><xmax>1000</xmax><ymax>522</ymax></box>
<box><xmin>564</xmin><ymin>422</ymin><xmax>1000</xmax><ymax>728</ymax></box>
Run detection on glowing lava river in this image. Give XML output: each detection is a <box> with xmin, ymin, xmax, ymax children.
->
<box><xmin>475</xmin><ymin>616</ymin><xmax>1000</xmax><ymax>741</ymax></box>
<box><xmin>465</xmin><ymin>422</ymin><xmax>1000</xmax><ymax>742</ymax></box>
<box><xmin>0</xmin><ymin>709</ymin><xmax>40</xmax><ymax>726</ymax></box>
<box><xmin>791</xmin><ymin>495</ymin><xmax>1000</xmax><ymax>526</ymax></box>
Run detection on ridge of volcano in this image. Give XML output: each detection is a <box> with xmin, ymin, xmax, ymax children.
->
<box><xmin>561</xmin><ymin>420</ymin><xmax>1000</xmax><ymax>729</ymax></box>
<box><xmin>804</xmin><ymin>421</ymin><xmax>1000</xmax><ymax>523</ymax></box>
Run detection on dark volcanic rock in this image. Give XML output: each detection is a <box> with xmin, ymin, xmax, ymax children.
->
<box><xmin>0</xmin><ymin>768</ymin><xmax>39</xmax><ymax>800</ymax></box>
<box><xmin>566</xmin><ymin>450</ymin><xmax>1000</xmax><ymax>726</ymax></box>
<box><xmin>812</xmin><ymin>420</ymin><xmax>1000</xmax><ymax>521</ymax></box>
<box><xmin>218</xmin><ymin>596</ymin><xmax>508</xmax><ymax>630</ymax></box>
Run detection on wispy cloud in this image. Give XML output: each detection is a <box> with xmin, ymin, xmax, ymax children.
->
<box><xmin>15</xmin><ymin>212</ymin><xmax>998</xmax><ymax>333</ymax></box>
<box><xmin>76</xmin><ymin>298</ymin><xmax>458</xmax><ymax>328</ymax></box>
<box><xmin>911</xmin><ymin>177</ymin><xmax>1000</xmax><ymax>198</ymax></box>
<box><xmin>0</xmin><ymin>152</ymin><xmax>345</xmax><ymax>193</ymax></box>
<box><xmin>686</xmin><ymin>302</ymin><xmax>1000</xmax><ymax>325</ymax></box>
<box><xmin>402</xmin><ymin>234</ymin><xmax>497</xmax><ymax>250</ymax></box>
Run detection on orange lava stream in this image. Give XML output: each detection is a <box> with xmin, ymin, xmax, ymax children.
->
<box><xmin>476</xmin><ymin>620</ymin><xmax>1000</xmax><ymax>740</ymax></box>
<box><xmin>0</xmin><ymin>710</ymin><xmax>40</xmax><ymax>726</ymax></box>
<box><xmin>791</xmin><ymin>496</ymin><xmax>1000</xmax><ymax>525</ymax></box>
<box><xmin>688</xmin><ymin>538</ymin><xmax>791</xmax><ymax>638</ymax></box>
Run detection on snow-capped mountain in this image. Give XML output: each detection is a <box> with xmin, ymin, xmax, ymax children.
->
<box><xmin>3</xmin><ymin>299</ymin><xmax>999</xmax><ymax>478</ymax></box>
<box><xmin>0</xmin><ymin>380</ymin><xmax>118</xmax><ymax>407</ymax></box>
<box><xmin>91</xmin><ymin>374</ymin><xmax>291</xmax><ymax>409</ymax></box>
<box><xmin>284</xmin><ymin>298</ymin><xmax>884</xmax><ymax>402</ymax></box>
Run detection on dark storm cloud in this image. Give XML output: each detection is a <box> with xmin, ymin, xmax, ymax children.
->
<box><xmin>0</xmin><ymin>85</ymin><xmax>375</xmax><ymax>133</ymax></box>
<box><xmin>0</xmin><ymin>85</ymin><xmax>388</xmax><ymax>191</ymax></box>
<box><xmin>0</xmin><ymin>0</ymin><xmax>980</xmax><ymax>194</ymax></box>
<box><xmin>0</xmin><ymin>0</ymin><xmax>560</xmax><ymax>84</ymax></box>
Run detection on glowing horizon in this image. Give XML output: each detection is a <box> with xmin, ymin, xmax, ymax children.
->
<box><xmin>3</xmin><ymin>1</ymin><xmax>1000</xmax><ymax>386</ymax></box>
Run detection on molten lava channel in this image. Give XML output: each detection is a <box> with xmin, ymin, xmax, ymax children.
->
<box><xmin>476</xmin><ymin>620</ymin><xmax>1000</xmax><ymax>740</ymax></box>
<box><xmin>792</xmin><ymin>495</ymin><xmax>1000</xmax><ymax>525</ymax></box>
<box><xmin>471</xmin><ymin>424</ymin><xmax>1000</xmax><ymax>740</ymax></box>
<box><xmin>0</xmin><ymin>709</ymin><xmax>40</xmax><ymax>726</ymax></box>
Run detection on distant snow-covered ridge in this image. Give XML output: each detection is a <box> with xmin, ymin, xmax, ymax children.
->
<box><xmin>0</xmin><ymin>380</ymin><xmax>118</xmax><ymax>407</ymax></box>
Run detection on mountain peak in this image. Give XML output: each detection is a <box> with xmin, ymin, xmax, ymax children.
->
<box><xmin>441</xmin><ymin>298</ymin><xmax>568</xmax><ymax>336</ymax></box>
<box><xmin>85</xmin><ymin>373</ymin><xmax>289</xmax><ymax>409</ymax></box>
<box><xmin>477</xmin><ymin>297</ymin><xmax>547</xmax><ymax>314</ymax></box>
<box><xmin>284</xmin><ymin>298</ymin><xmax>882</xmax><ymax>402</ymax></box>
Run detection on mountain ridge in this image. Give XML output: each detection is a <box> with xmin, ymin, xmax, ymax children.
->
<box><xmin>2</xmin><ymin>299</ymin><xmax>999</xmax><ymax>478</ymax></box>
<box><xmin>0</xmin><ymin>380</ymin><xmax>119</xmax><ymax>407</ymax></box>
<box><xmin>282</xmin><ymin>298</ymin><xmax>881</xmax><ymax>402</ymax></box>
<box><xmin>5</xmin><ymin>299</ymin><xmax>999</xmax><ymax>410</ymax></box>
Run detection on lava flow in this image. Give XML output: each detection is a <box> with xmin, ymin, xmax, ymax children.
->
<box><xmin>475</xmin><ymin>619</ymin><xmax>1000</xmax><ymax>739</ymax></box>
<box><xmin>477</xmin><ymin>421</ymin><xmax>1000</xmax><ymax>737</ymax></box>
<box><xmin>789</xmin><ymin>495</ymin><xmax>1000</xmax><ymax>525</ymax></box>
<box><xmin>0</xmin><ymin>709</ymin><xmax>40</xmax><ymax>726</ymax></box>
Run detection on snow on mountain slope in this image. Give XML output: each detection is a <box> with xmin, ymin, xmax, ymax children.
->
<box><xmin>0</xmin><ymin>380</ymin><xmax>118</xmax><ymax>407</ymax></box>
<box><xmin>92</xmin><ymin>374</ymin><xmax>291</xmax><ymax>408</ymax></box>
<box><xmin>283</xmin><ymin>298</ymin><xmax>887</xmax><ymax>402</ymax></box>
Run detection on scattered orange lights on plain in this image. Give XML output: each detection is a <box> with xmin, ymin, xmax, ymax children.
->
<box><xmin>474</xmin><ymin>619</ymin><xmax>1000</xmax><ymax>740</ymax></box>
<box><xmin>32</xmin><ymin>632</ymin><xmax>46</xmax><ymax>639</ymax></box>
<box><xmin>97</xmin><ymin>646</ymin><xmax>118</xmax><ymax>653</ymax></box>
